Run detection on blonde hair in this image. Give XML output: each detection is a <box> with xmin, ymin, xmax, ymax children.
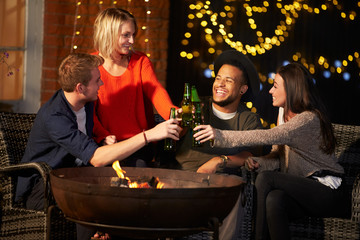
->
<box><xmin>93</xmin><ymin>8</ymin><xmax>138</xmax><ymax>58</ymax></box>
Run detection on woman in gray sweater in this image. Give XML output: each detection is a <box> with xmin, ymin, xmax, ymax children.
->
<box><xmin>194</xmin><ymin>62</ymin><xmax>348</xmax><ymax>240</ymax></box>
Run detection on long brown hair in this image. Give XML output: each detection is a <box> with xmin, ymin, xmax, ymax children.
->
<box><xmin>278</xmin><ymin>62</ymin><xmax>336</xmax><ymax>154</ymax></box>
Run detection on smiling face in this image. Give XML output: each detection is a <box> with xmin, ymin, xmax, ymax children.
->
<box><xmin>212</xmin><ymin>64</ymin><xmax>247</xmax><ymax>111</ymax></box>
<box><xmin>115</xmin><ymin>21</ymin><xmax>136</xmax><ymax>55</ymax></box>
<box><xmin>269</xmin><ymin>73</ymin><xmax>287</xmax><ymax>108</ymax></box>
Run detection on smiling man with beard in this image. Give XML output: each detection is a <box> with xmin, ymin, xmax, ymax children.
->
<box><xmin>176</xmin><ymin>49</ymin><xmax>264</xmax><ymax>174</ymax></box>
<box><xmin>175</xmin><ymin>50</ymin><xmax>265</xmax><ymax>240</ymax></box>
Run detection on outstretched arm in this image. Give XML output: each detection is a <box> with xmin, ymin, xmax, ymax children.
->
<box><xmin>197</xmin><ymin>151</ymin><xmax>253</xmax><ymax>174</ymax></box>
<box><xmin>90</xmin><ymin>119</ymin><xmax>181</xmax><ymax>167</ymax></box>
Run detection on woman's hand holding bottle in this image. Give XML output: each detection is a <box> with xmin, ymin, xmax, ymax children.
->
<box><xmin>192</xmin><ymin>125</ymin><xmax>215</xmax><ymax>143</ymax></box>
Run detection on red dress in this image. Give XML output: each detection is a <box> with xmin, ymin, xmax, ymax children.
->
<box><xmin>93</xmin><ymin>51</ymin><xmax>176</xmax><ymax>143</ymax></box>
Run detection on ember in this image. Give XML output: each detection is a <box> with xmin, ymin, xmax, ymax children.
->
<box><xmin>111</xmin><ymin>161</ymin><xmax>164</xmax><ymax>189</ymax></box>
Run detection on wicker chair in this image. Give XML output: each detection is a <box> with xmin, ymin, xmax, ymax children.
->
<box><xmin>0</xmin><ymin>112</ymin><xmax>76</xmax><ymax>240</ymax></box>
<box><xmin>243</xmin><ymin>123</ymin><xmax>360</xmax><ymax>240</ymax></box>
<box><xmin>289</xmin><ymin>123</ymin><xmax>360</xmax><ymax>239</ymax></box>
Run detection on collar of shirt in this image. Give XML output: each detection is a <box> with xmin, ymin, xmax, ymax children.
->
<box><xmin>212</xmin><ymin>103</ymin><xmax>237</xmax><ymax>120</ymax></box>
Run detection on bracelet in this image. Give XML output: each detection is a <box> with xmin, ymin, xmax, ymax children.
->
<box><xmin>143</xmin><ymin>129</ymin><xmax>148</xmax><ymax>145</ymax></box>
<box><xmin>219</xmin><ymin>155</ymin><xmax>229</xmax><ymax>168</ymax></box>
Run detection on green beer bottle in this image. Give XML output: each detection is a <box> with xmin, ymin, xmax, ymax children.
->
<box><xmin>192</xmin><ymin>99</ymin><xmax>203</xmax><ymax>147</ymax></box>
<box><xmin>181</xmin><ymin>83</ymin><xmax>192</xmax><ymax>127</ymax></box>
<box><xmin>191</xmin><ymin>85</ymin><xmax>201</xmax><ymax>104</ymax></box>
<box><xmin>164</xmin><ymin>108</ymin><xmax>177</xmax><ymax>151</ymax></box>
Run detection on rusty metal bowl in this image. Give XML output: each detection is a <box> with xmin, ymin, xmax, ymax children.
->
<box><xmin>50</xmin><ymin>167</ymin><xmax>243</xmax><ymax>229</ymax></box>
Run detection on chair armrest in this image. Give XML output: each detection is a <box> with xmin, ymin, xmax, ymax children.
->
<box><xmin>0</xmin><ymin>162</ymin><xmax>53</xmax><ymax>212</ymax></box>
<box><xmin>241</xmin><ymin>166</ymin><xmax>257</xmax><ymax>185</ymax></box>
<box><xmin>352</xmin><ymin>174</ymin><xmax>360</xmax><ymax>222</ymax></box>
<box><xmin>239</xmin><ymin>166</ymin><xmax>257</xmax><ymax>239</ymax></box>
<box><xmin>0</xmin><ymin>162</ymin><xmax>52</xmax><ymax>179</ymax></box>
<box><xmin>240</xmin><ymin>166</ymin><xmax>257</xmax><ymax>205</ymax></box>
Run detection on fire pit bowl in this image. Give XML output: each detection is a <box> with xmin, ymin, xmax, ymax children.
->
<box><xmin>50</xmin><ymin>167</ymin><xmax>244</xmax><ymax>229</ymax></box>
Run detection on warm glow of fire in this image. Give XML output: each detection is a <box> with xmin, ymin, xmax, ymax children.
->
<box><xmin>112</xmin><ymin>160</ymin><xmax>164</xmax><ymax>189</ymax></box>
<box><xmin>156</xmin><ymin>181</ymin><xmax>164</xmax><ymax>189</ymax></box>
<box><xmin>112</xmin><ymin>160</ymin><xmax>127</xmax><ymax>180</ymax></box>
<box><xmin>129</xmin><ymin>182</ymin><xmax>139</xmax><ymax>188</ymax></box>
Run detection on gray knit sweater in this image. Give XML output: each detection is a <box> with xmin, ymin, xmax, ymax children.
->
<box><xmin>213</xmin><ymin>111</ymin><xmax>344</xmax><ymax>177</ymax></box>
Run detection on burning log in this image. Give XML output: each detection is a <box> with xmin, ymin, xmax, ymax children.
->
<box><xmin>149</xmin><ymin>176</ymin><xmax>162</xmax><ymax>188</ymax></box>
<box><xmin>110</xmin><ymin>176</ymin><xmax>164</xmax><ymax>189</ymax></box>
<box><xmin>111</xmin><ymin>161</ymin><xmax>165</xmax><ymax>189</ymax></box>
<box><xmin>110</xmin><ymin>177</ymin><xmax>129</xmax><ymax>187</ymax></box>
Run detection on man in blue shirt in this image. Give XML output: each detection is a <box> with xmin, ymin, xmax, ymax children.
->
<box><xmin>15</xmin><ymin>53</ymin><xmax>180</xmax><ymax>239</ymax></box>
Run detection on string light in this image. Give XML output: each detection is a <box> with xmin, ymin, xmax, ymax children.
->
<box><xmin>182</xmin><ymin>2</ymin><xmax>360</xmax><ymax>71</ymax></box>
<box><xmin>181</xmin><ymin>1</ymin><xmax>360</xmax><ymax>61</ymax></box>
<box><xmin>181</xmin><ymin>1</ymin><xmax>360</xmax><ymax>127</ymax></box>
<box><xmin>183</xmin><ymin>1</ymin><xmax>359</xmax><ymax>56</ymax></box>
<box><xmin>187</xmin><ymin>1</ymin><xmax>360</xmax><ymax>68</ymax></box>
<box><xmin>145</xmin><ymin>0</ymin><xmax>150</xmax><ymax>57</ymax></box>
<box><xmin>71</xmin><ymin>1</ymin><xmax>81</xmax><ymax>51</ymax></box>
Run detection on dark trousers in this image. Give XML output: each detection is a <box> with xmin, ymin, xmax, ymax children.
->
<box><xmin>26</xmin><ymin>177</ymin><xmax>45</xmax><ymax>211</ymax></box>
<box><xmin>26</xmin><ymin>178</ymin><xmax>95</xmax><ymax>240</ymax></box>
<box><xmin>254</xmin><ymin>171</ymin><xmax>349</xmax><ymax>240</ymax></box>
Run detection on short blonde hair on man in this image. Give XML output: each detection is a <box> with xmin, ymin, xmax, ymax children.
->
<box><xmin>93</xmin><ymin>8</ymin><xmax>138</xmax><ymax>58</ymax></box>
<box><xmin>58</xmin><ymin>53</ymin><xmax>104</xmax><ymax>92</ymax></box>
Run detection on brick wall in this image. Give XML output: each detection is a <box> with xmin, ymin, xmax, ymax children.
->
<box><xmin>42</xmin><ymin>0</ymin><xmax>170</xmax><ymax>105</ymax></box>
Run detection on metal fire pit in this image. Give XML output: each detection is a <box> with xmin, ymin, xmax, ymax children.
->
<box><xmin>50</xmin><ymin>167</ymin><xmax>243</xmax><ymax>237</ymax></box>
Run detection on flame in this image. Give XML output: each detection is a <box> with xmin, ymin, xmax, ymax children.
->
<box><xmin>112</xmin><ymin>160</ymin><xmax>126</xmax><ymax>179</ymax></box>
<box><xmin>129</xmin><ymin>182</ymin><xmax>139</xmax><ymax>188</ymax></box>
<box><xmin>112</xmin><ymin>160</ymin><xmax>165</xmax><ymax>189</ymax></box>
<box><xmin>156</xmin><ymin>182</ymin><xmax>164</xmax><ymax>189</ymax></box>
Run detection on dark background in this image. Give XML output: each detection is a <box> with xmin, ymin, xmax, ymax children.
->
<box><xmin>166</xmin><ymin>0</ymin><xmax>360</xmax><ymax>127</ymax></box>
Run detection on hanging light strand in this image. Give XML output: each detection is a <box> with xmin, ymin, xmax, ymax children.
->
<box><xmin>71</xmin><ymin>1</ymin><xmax>82</xmax><ymax>51</ymax></box>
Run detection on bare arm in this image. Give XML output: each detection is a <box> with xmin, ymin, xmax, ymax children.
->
<box><xmin>196</xmin><ymin>151</ymin><xmax>253</xmax><ymax>174</ymax></box>
<box><xmin>90</xmin><ymin>119</ymin><xmax>181</xmax><ymax>167</ymax></box>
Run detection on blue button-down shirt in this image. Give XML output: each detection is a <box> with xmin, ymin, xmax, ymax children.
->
<box><xmin>15</xmin><ymin>89</ymin><xmax>99</xmax><ymax>201</ymax></box>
